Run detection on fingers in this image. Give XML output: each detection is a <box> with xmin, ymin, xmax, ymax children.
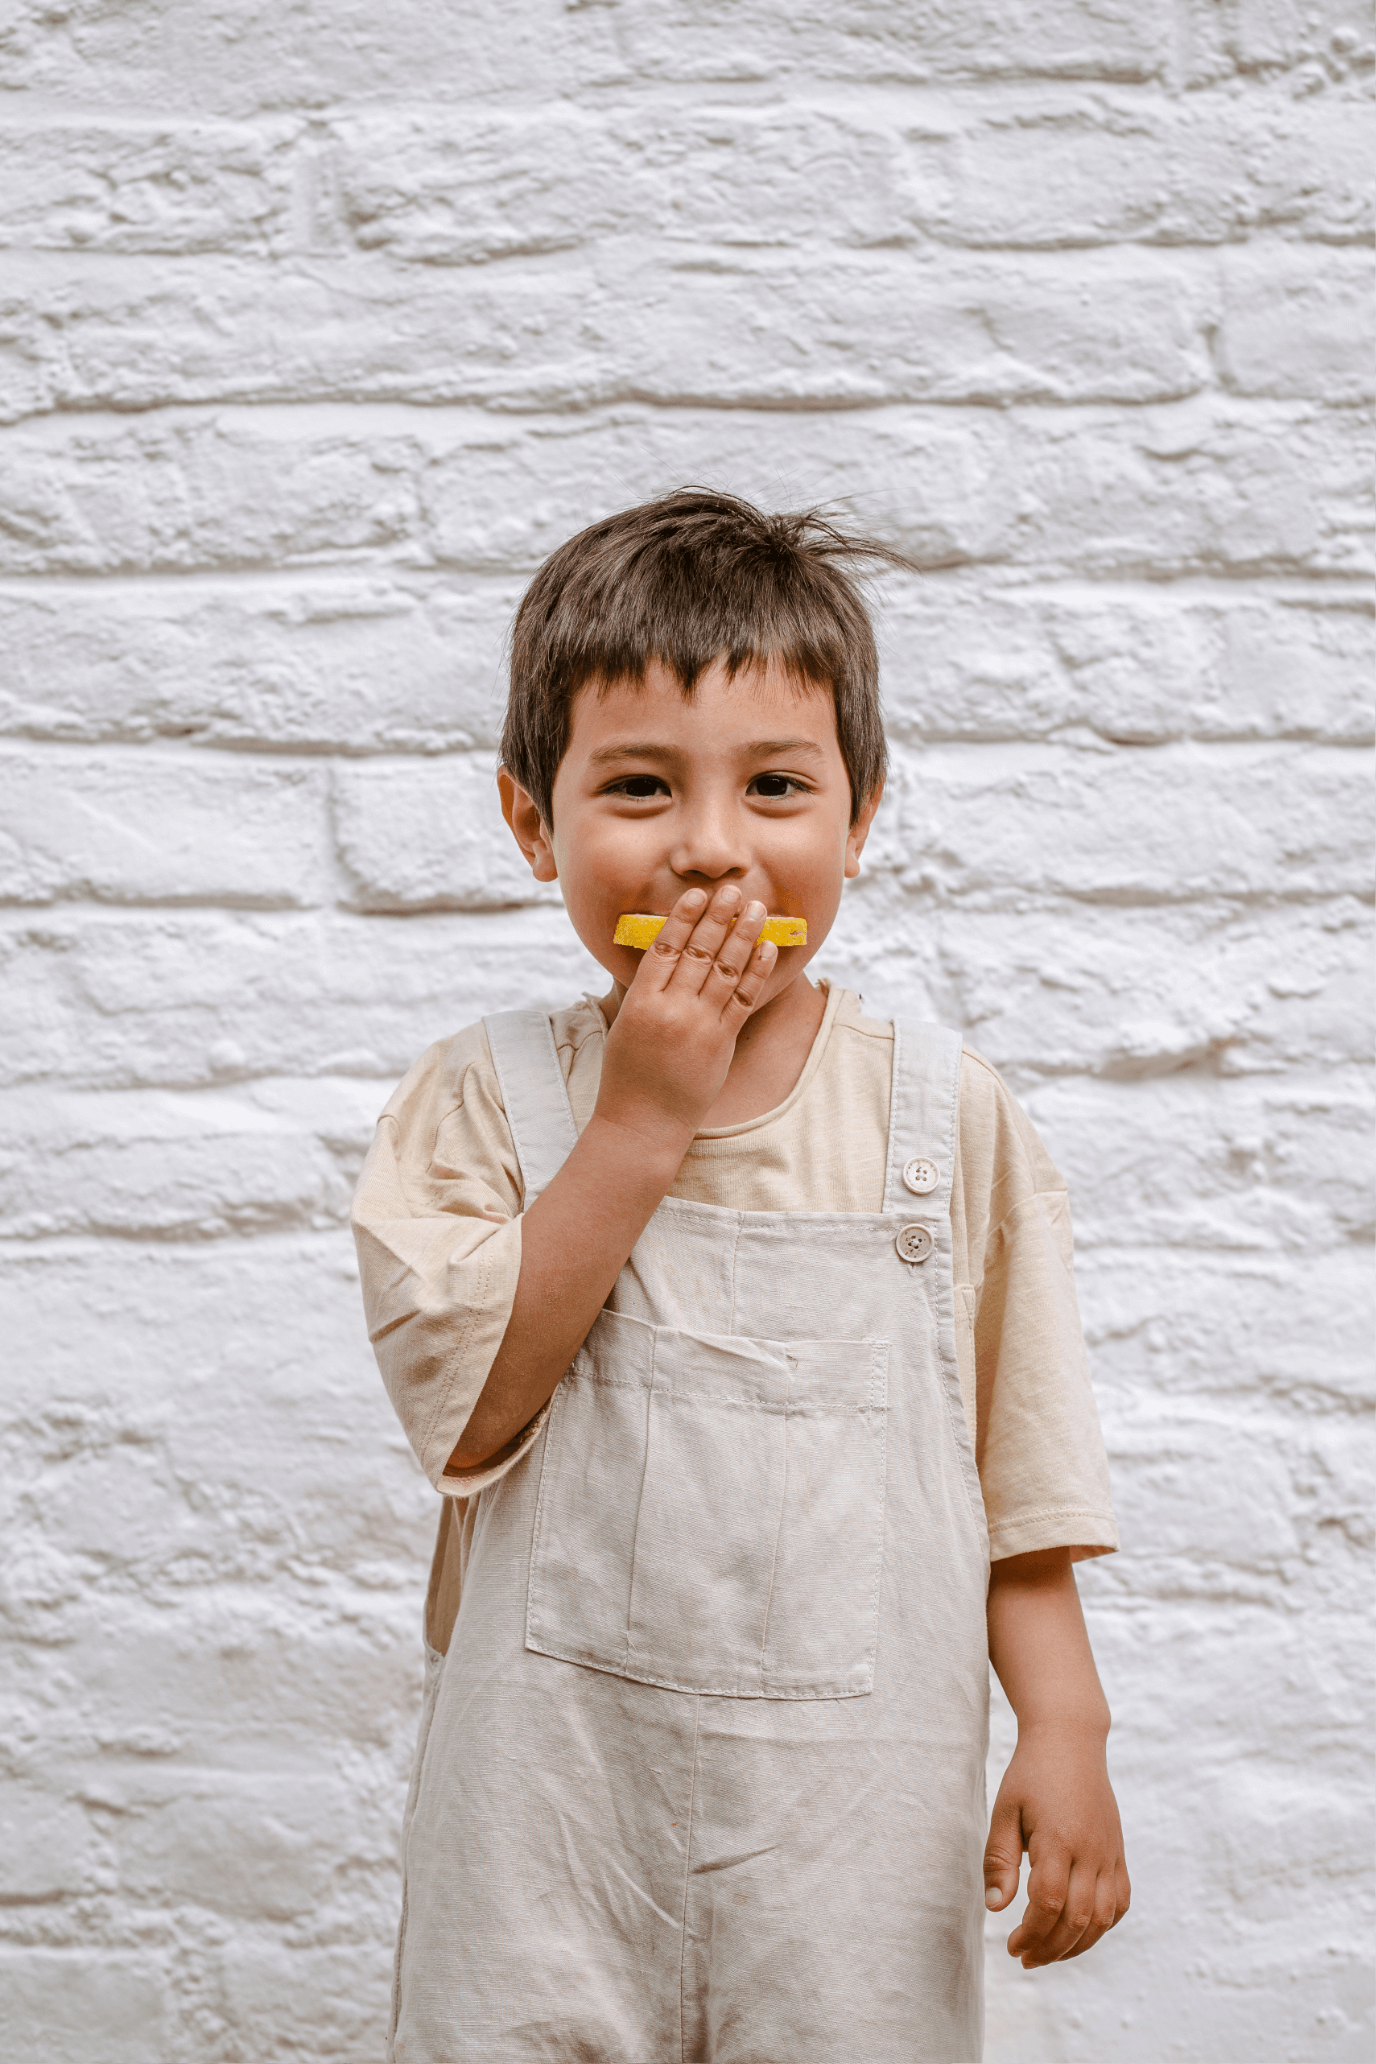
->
<box><xmin>636</xmin><ymin>886</ymin><xmax>766</xmax><ymax>1003</ymax></box>
<box><xmin>1060</xmin><ymin>1867</ymin><xmax>1126</xmax><ymax>1962</ymax></box>
<box><xmin>698</xmin><ymin>898</ymin><xmax>768</xmax><ymax>1006</ymax></box>
<box><xmin>635</xmin><ymin>886</ymin><xmax>710</xmax><ymax>990</ymax></box>
<box><xmin>1006</xmin><ymin>1846</ymin><xmax>1069</xmax><ymax>1966</ymax></box>
<box><xmin>1009</xmin><ymin>1855</ymin><xmax>1126</xmax><ymax>1968</ymax></box>
<box><xmin>982</xmin><ymin>1791</ymin><xmax>1024</xmax><ymax>1917</ymax></box>
<box><xmin>673</xmin><ymin>886</ymin><xmax>751</xmax><ymax>997</ymax></box>
<box><xmin>719</xmin><ymin>931</ymin><xmax>777</xmax><ymax>1025</ymax></box>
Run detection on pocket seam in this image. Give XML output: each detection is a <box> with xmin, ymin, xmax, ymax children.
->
<box><xmin>857</xmin><ymin>1338</ymin><xmax>890</xmax><ymax>1691</ymax></box>
<box><xmin>618</xmin><ymin>1319</ymin><xmax>658</xmax><ymax>1678</ymax></box>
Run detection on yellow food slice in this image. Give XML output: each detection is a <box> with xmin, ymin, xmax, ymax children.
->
<box><xmin>613</xmin><ymin>911</ymin><xmax>807</xmax><ymax>949</ymax></box>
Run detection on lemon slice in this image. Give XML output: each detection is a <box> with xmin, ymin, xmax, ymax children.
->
<box><xmin>613</xmin><ymin>912</ymin><xmax>807</xmax><ymax>949</ymax></box>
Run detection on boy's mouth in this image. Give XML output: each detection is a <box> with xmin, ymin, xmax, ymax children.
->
<box><xmin>613</xmin><ymin>913</ymin><xmax>807</xmax><ymax>949</ymax></box>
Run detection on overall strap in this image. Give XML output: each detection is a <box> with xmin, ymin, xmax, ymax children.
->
<box><xmin>882</xmin><ymin>1018</ymin><xmax>964</xmax><ymax>1217</ymax></box>
<box><xmin>482</xmin><ymin>1009</ymin><xmax>580</xmax><ymax>1205</ymax></box>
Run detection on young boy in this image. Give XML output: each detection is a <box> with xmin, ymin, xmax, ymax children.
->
<box><xmin>352</xmin><ymin>490</ymin><xmax>1129</xmax><ymax>2063</ymax></box>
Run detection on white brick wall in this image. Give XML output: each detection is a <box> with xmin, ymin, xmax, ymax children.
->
<box><xmin>1</xmin><ymin>2</ymin><xmax>1370</xmax><ymax>2056</ymax></box>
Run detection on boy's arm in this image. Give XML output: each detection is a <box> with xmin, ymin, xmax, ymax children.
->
<box><xmin>984</xmin><ymin>1547</ymin><xmax>1130</xmax><ymax>1967</ymax></box>
<box><xmin>449</xmin><ymin>884</ymin><xmax>774</xmax><ymax>1469</ymax></box>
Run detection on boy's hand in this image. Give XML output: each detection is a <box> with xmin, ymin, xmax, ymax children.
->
<box><xmin>984</xmin><ymin>1547</ymin><xmax>1130</xmax><ymax>1970</ymax></box>
<box><xmin>983</xmin><ymin>1723</ymin><xmax>1130</xmax><ymax>1967</ymax></box>
<box><xmin>596</xmin><ymin>884</ymin><xmax>776</xmax><ymax>1148</ymax></box>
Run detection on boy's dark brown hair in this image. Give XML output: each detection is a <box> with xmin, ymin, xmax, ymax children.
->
<box><xmin>501</xmin><ymin>488</ymin><xmax>905</xmax><ymax>825</ymax></box>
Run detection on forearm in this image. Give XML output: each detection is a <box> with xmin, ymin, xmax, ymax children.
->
<box><xmin>446</xmin><ymin>1109</ymin><xmax>689</xmax><ymax>1467</ymax></box>
<box><xmin>986</xmin><ymin>1548</ymin><xmax>1110</xmax><ymax>1738</ymax></box>
<box><xmin>983</xmin><ymin>1548</ymin><xmax>1128</xmax><ymax>1965</ymax></box>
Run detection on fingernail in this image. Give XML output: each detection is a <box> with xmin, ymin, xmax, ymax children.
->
<box><xmin>744</xmin><ymin>901</ymin><xmax>765</xmax><ymax>923</ymax></box>
<box><xmin>683</xmin><ymin>889</ymin><xmax>706</xmax><ymax>908</ymax></box>
<box><xmin>718</xmin><ymin>885</ymin><xmax>741</xmax><ymax>907</ymax></box>
<box><xmin>985</xmin><ymin>1891</ymin><xmax>1003</xmax><ymax>1910</ymax></box>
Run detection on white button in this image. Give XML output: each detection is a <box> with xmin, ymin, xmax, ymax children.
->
<box><xmin>903</xmin><ymin>1156</ymin><xmax>940</xmax><ymax>1195</ymax></box>
<box><xmin>895</xmin><ymin>1224</ymin><xmax>933</xmax><ymax>1264</ymax></box>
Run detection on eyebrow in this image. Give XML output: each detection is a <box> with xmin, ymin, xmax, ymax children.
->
<box><xmin>587</xmin><ymin>737</ymin><xmax>828</xmax><ymax>766</ymax></box>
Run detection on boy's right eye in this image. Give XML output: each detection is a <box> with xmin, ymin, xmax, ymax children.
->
<box><xmin>608</xmin><ymin>775</ymin><xmax>671</xmax><ymax>798</ymax></box>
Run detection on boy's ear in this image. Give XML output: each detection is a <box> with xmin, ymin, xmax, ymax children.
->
<box><xmin>844</xmin><ymin>781</ymin><xmax>884</xmax><ymax>879</ymax></box>
<box><xmin>498</xmin><ymin>769</ymin><xmax>558</xmax><ymax>882</ymax></box>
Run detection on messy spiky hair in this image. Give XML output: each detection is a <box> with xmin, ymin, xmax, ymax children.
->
<box><xmin>502</xmin><ymin>488</ymin><xmax>905</xmax><ymax>825</ymax></box>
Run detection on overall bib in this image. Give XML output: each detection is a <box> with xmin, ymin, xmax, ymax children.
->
<box><xmin>391</xmin><ymin>1010</ymin><xmax>991</xmax><ymax>2064</ymax></box>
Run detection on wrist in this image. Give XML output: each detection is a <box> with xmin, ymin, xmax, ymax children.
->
<box><xmin>1012</xmin><ymin>1699</ymin><xmax>1111</xmax><ymax>1748</ymax></box>
<box><xmin>582</xmin><ymin>1106</ymin><xmax>695</xmax><ymax>1184</ymax></box>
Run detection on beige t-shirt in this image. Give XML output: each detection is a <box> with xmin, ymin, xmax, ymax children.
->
<box><xmin>352</xmin><ymin>981</ymin><xmax>1118</xmax><ymax>1564</ymax></box>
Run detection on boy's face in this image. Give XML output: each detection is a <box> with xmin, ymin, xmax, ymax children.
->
<box><xmin>501</xmin><ymin>656</ymin><xmax>881</xmax><ymax>1000</ymax></box>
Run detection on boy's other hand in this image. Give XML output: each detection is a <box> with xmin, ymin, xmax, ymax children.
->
<box><xmin>596</xmin><ymin>885</ymin><xmax>775</xmax><ymax>1148</ymax></box>
<box><xmin>983</xmin><ymin>1723</ymin><xmax>1130</xmax><ymax>1967</ymax></box>
<box><xmin>983</xmin><ymin>1546</ymin><xmax>1130</xmax><ymax>1969</ymax></box>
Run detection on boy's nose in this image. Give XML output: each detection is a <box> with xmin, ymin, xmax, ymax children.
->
<box><xmin>668</xmin><ymin>807</ymin><xmax>750</xmax><ymax>885</ymax></box>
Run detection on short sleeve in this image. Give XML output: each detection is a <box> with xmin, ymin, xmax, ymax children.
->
<box><xmin>953</xmin><ymin>1052</ymin><xmax>1119</xmax><ymax>1563</ymax></box>
<box><xmin>350</xmin><ymin>1024</ymin><xmax>546</xmax><ymax>1496</ymax></box>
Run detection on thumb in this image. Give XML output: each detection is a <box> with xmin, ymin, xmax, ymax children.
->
<box><xmin>983</xmin><ymin>1790</ymin><xmax>1025</xmax><ymax>1913</ymax></box>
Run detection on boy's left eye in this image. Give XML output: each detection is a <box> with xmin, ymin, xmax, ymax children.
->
<box><xmin>747</xmin><ymin>773</ymin><xmax>804</xmax><ymax>799</ymax></box>
<box><xmin>610</xmin><ymin>775</ymin><xmax>672</xmax><ymax>798</ymax></box>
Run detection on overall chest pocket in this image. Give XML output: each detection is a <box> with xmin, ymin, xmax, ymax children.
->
<box><xmin>525</xmin><ymin>1307</ymin><xmax>889</xmax><ymax>1699</ymax></box>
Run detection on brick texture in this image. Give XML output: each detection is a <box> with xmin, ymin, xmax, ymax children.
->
<box><xmin>0</xmin><ymin>3</ymin><xmax>1371</xmax><ymax>2059</ymax></box>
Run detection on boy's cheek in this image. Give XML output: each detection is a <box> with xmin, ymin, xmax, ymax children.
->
<box><xmin>554</xmin><ymin>871</ymin><xmax>637</xmax><ymax>973</ymax></box>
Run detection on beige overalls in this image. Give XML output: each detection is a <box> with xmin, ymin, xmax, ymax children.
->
<box><xmin>390</xmin><ymin>1007</ymin><xmax>990</xmax><ymax>2064</ymax></box>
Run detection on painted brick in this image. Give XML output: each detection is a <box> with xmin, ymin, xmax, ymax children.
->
<box><xmin>329</xmin><ymin>98</ymin><xmax>1373</xmax><ymax>256</ymax></box>
<box><xmin>0</xmin><ymin>578</ymin><xmax>515</xmax><ymax>751</ymax></box>
<box><xmin>0</xmin><ymin>907</ymin><xmax>603</xmax><ymax>1090</ymax></box>
<box><xmin>1003</xmin><ymin>403</ymin><xmax>1372</xmax><ymax>577</ymax></box>
<box><xmin>1182</xmin><ymin>0</ymin><xmax>1375</xmax><ymax>88</ymax></box>
<box><xmin>110</xmin><ymin>1771</ymin><xmax>352</xmax><ymax>1922</ymax></box>
<box><xmin>1218</xmin><ymin>244</ymin><xmax>1376</xmax><ymax>401</ymax></box>
<box><xmin>1024</xmin><ymin>1073</ymin><xmax>1373</xmax><ymax>1252</ymax></box>
<box><xmin>0</xmin><ymin>0</ymin><xmax>1173</xmax><ymax>112</ymax></box>
<box><xmin>1225</xmin><ymin>0</ymin><xmax>1375</xmax><ymax>75</ymax></box>
<box><xmin>332</xmin><ymin>753</ymin><xmax>565</xmax><ymax>912</ymax></box>
<box><xmin>0</xmin><ymin>749</ymin><xmax>328</xmax><ymax>907</ymax></box>
<box><xmin>0</xmin><ymin>247</ymin><xmax>1214</xmax><ymax>423</ymax></box>
<box><xmin>1107</xmin><ymin>1400</ymin><xmax>1357</xmax><ymax>1570</ymax></box>
<box><xmin>876</xmin><ymin>583</ymin><xmax>1374</xmax><ymax>743</ymax></box>
<box><xmin>827</xmin><ymin>894</ymin><xmax>1374</xmax><ymax>1081</ymax></box>
<box><xmin>1</xmin><ymin>1597</ymin><xmax>422</xmax><ymax>1760</ymax></box>
<box><xmin>0</xmin><ymin>119</ymin><xmax>293</xmax><ymax>254</ymax></box>
<box><xmin>0</xmin><ymin>415</ymin><xmax>421</xmax><ymax>577</ymax></box>
<box><xmin>877</xmin><ymin>741</ymin><xmax>1370</xmax><ymax>901</ymax></box>
<box><xmin>0</xmin><ymin>1789</ymin><xmax>100</xmax><ymax>1902</ymax></box>
<box><xmin>214</xmin><ymin>1944</ymin><xmax>399</xmax><ymax>2060</ymax></box>
<box><xmin>330</xmin><ymin>109</ymin><xmax>622</xmax><ymax>262</ymax></box>
<box><xmin>0</xmin><ymin>1957</ymin><xmax>171</xmax><ymax>2064</ymax></box>
<box><xmin>5</xmin><ymin>403</ymin><xmax>1366</xmax><ymax>580</ymax></box>
<box><xmin>332</xmin><ymin>110</ymin><xmax>621</xmax><ymax>264</ymax></box>
<box><xmin>1078</xmin><ymin>1245</ymin><xmax>1373</xmax><ymax>1409</ymax></box>
<box><xmin>0</xmin><ymin>1235</ymin><xmax>431</xmax><ymax>1611</ymax></box>
<box><xmin>0</xmin><ymin>1080</ymin><xmax>379</xmax><ymax>1239</ymax></box>
<box><xmin>330</xmin><ymin>107</ymin><xmax>903</xmax><ymax>259</ymax></box>
<box><xmin>598</xmin><ymin>1</ymin><xmax>1170</xmax><ymax>85</ymax></box>
<box><xmin>0</xmin><ymin>0</ymin><xmax>573</xmax><ymax>113</ymax></box>
<box><xmin>419</xmin><ymin>403</ymin><xmax>1375</xmax><ymax>577</ymax></box>
<box><xmin>904</xmin><ymin>93</ymin><xmax>1372</xmax><ymax>247</ymax></box>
